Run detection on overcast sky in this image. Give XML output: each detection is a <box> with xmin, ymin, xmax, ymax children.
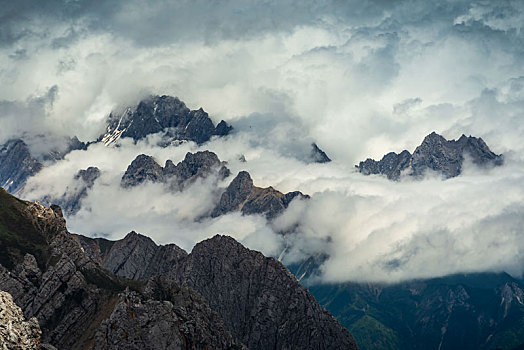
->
<box><xmin>2</xmin><ymin>0</ymin><xmax>524</xmax><ymax>283</ymax></box>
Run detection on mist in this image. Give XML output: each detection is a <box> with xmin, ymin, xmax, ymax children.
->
<box><xmin>2</xmin><ymin>0</ymin><xmax>524</xmax><ymax>283</ymax></box>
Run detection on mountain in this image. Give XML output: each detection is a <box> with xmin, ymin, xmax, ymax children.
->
<box><xmin>357</xmin><ymin>132</ymin><xmax>503</xmax><ymax>180</ymax></box>
<box><xmin>76</xmin><ymin>231</ymin><xmax>358</xmax><ymax>350</ymax></box>
<box><xmin>301</xmin><ymin>273</ymin><xmax>524</xmax><ymax>350</ymax></box>
<box><xmin>311</xmin><ymin>142</ymin><xmax>331</xmax><ymax>163</ymax></box>
<box><xmin>120</xmin><ymin>151</ymin><xmax>309</xmax><ymax>219</ymax></box>
<box><xmin>121</xmin><ymin>151</ymin><xmax>230</xmax><ymax>190</ymax></box>
<box><xmin>100</xmin><ymin>95</ymin><xmax>233</xmax><ymax>146</ymax></box>
<box><xmin>211</xmin><ymin>170</ymin><xmax>309</xmax><ymax>219</ymax></box>
<box><xmin>0</xmin><ymin>188</ymin><xmax>357</xmax><ymax>349</ymax></box>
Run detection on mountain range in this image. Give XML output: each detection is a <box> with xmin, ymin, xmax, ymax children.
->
<box><xmin>0</xmin><ymin>188</ymin><xmax>357</xmax><ymax>349</ymax></box>
<box><xmin>0</xmin><ymin>94</ymin><xmax>521</xmax><ymax>349</ymax></box>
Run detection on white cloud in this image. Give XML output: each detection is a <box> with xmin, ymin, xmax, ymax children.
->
<box><xmin>3</xmin><ymin>0</ymin><xmax>524</xmax><ymax>283</ymax></box>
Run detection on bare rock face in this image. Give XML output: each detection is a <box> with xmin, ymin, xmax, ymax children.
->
<box><xmin>0</xmin><ymin>139</ymin><xmax>43</xmax><ymax>194</ymax></box>
<box><xmin>163</xmin><ymin>150</ymin><xmax>230</xmax><ymax>190</ymax></box>
<box><xmin>0</xmin><ymin>290</ymin><xmax>41</xmax><ymax>350</ymax></box>
<box><xmin>82</xmin><ymin>233</ymin><xmax>358</xmax><ymax>350</ymax></box>
<box><xmin>180</xmin><ymin>235</ymin><xmax>358</xmax><ymax>350</ymax></box>
<box><xmin>211</xmin><ymin>171</ymin><xmax>309</xmax><ymax>219</ymax></box>
<box><xmin>100</xmin><ymin>95</ymin><xmax>232</xmax><ymax>146</ymax></box>
<box><xmin>121</xmin><ymin>154</ymin><xmax>164</xmax><ymax>188</ymax></box>
<box><xmin>94</xmin><ymin>277</ymin><xmax>239</xmax><ymax>350</ymax></box>
<box><xmin>356</xmin><ymin>132</ymin><xmax>503</xmax><ymax>180</ymax></box>
<box><xmin>121</xmin><ymin>151</ymin><xmax>229</xmax><ymax>190</ymax></box>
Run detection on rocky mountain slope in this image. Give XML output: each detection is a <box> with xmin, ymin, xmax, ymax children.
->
<box><xmin>0</xmin><ymin>188</ymin><xmax>357</xmax><ymax>349</ymax></box>
<box><xmin>357</xmin><ymin>132</ymin><xmax>503</xmax><ymax>180</ymax></box>
<box><xmin>0</xmin><ymin>188</ymin><xmax>240</xmax><ymax>349</ymax></box>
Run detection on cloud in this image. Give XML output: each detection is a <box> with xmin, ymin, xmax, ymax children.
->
<box><xmin>3</xmin><ymin>0</ymin><xmax>524</xmax><ymax>283</ymax></box>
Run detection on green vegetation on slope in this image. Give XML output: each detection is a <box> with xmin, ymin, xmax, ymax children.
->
<box><xmin>0</xmin><ymin>188</ymin><xmax>50</xmax><ymax>269</ymax></box>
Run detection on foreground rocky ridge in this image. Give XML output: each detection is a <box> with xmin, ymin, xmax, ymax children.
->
<box><xmin>357</xmin><ymin>132</ymin><xmax>503</xmax><ymax>180</ymax></box>
<box><xmin>76</xmin><ymin>231</ymin><xmax>358</xmax><ymax>350</ymax></box>
<box><xmin>0</xmin><ymin>189</ymin><xmax>240</xmax><ymax>349</ymax></box>
<box><xmin>0</xmin><ymin>189</ymin><xmax>357</xmax><ymax>349</ymax></box>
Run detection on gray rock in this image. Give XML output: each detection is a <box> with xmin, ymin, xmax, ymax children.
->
<box><xmin>211</xmin><ymin>171</ymin><xmax>309</xmax><ymax>219</ymax></box>
<box><xmin>100</xmin><ymin>95</ymin><xmax>232</xmax><ymax>146</ymax></box>
<box><xmin>180</xmin><ymin>235</ymin><xmax>358</xmax><ymax>350</ymax></box>
<box><xmin>121</xmin><ymin>151</ymin><xmax>230</xmax><ymax>190</ymax></box>
<box><xmin>357</xmin><ymin>132</ymin><xmax>503</xmax><ymax>180</ymax></box>
<box><xmin>0</xmin><ymin>139</ymin><xmax>43</xmax><ymax>194</ymax></box>
<box><xmin>0</xmin><ymin>290</ymin><xmax>41</xmax><ymax>350</ymax></box>
<box><xmin>84</xmin><ymin>233</ymin><xmax>358</xmax><ymax>350</ymax></box>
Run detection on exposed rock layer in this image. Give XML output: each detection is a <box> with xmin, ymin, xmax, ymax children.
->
<box><xmin>0</xmin><ymin>290</ymin><xmax>41</xmax><ymax>350</ymax></box>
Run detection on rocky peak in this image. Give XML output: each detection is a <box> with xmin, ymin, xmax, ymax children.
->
<box><xmin>121</xmin><ymin>151</ymin><xmax>230</xmax><ymax>190</ymax></box>
<box><xmin>81</xmin><ymin>232</ymin><xmax>358</xmax><ymax>350</ymax></box>
<box><xmin>357</xmin><ymin>132</ymin><xmax>503</xmax><ymax>180</ymax></box>
<box><xmin>310</xmin><ymin>143</ymin><xmax>331</xmax><ymax>163</ymax></box>
<box><xmin>121</xmin><ymin>154</ymin><xmax>164</xmax><ymax>188</ymax></box>
<box><xmin>211</xmin><ymin>171</ymin><xmax>309</xmax><ymax>219</ymax></box>
<box><xmin>100</xmin><ymin>95</ymin><xmax>232</xmax><ymax>146</ymax></box>
<box><xmin>163</xmin><ymin>151</ymin><xmax>231</xmax><ymax>189</ymax></box>
<box><xmin>0</xmin><ymin>190</ymin><xmax>241</xmax><ymax>349</ymax></box>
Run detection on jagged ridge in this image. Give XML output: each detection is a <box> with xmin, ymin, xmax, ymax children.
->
<box><xmin>356</xmin><ymin>132</ymin><xmax>503</xmax><ymax>180</ymax></box>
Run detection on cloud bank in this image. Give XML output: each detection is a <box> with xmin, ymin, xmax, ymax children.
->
<box><xmin>2</xmin><ymin>0</ymin><xmax>524</xmax><ymax>283</ymax></box>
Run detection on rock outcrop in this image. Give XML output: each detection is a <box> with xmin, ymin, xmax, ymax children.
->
<box><xmin>356</xmin><ymin>132</ymin><xmax>503</xmax><ymax>180</ymax></box>
<box><xmin>121</xmin><ymin>151</ymin><xmax>229</xmax><ymax>189</ymax></box>
<box><xmin>0</xmin><ymin>139</ymin><xmax>43</xmax><ymax>194</ymax></box>
<box><xmin>0</xmin><ymin>290</ymin><xmax>41</xmax><ymax>350</ymax></box>
<box><xmin>100</xmin><ymin>95</ymin><xmax>232</xmax><ymax>146</ymax></box>
<box><xmin>211</xmin><ymin>171</ymin><xmax>309</xmax><ymax>219</ymax></box>
<box><xmin>78</xmin><ymin>232</ymin><xmax>358</xmax><ymax>350</ymax></box>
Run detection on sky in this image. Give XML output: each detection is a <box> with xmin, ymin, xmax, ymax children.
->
<box><xmin>1</xmin><ymin>0</ymin><xmax>523</xmax><ymax>283</ymax></box>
